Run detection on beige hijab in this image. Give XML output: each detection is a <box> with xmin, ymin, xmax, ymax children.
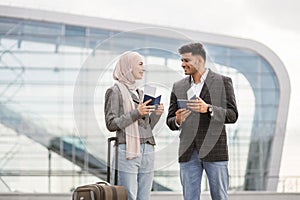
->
<box><xmin>113</xmin><ymin>51</ymin><xmax>143</xmax><ymax>159</ymax></box>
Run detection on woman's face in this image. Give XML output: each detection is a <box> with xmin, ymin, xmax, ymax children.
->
<box><xmin>132</xmin><ymin>61</ymin><xmax>144</xmax><ymax>80</ymax></box>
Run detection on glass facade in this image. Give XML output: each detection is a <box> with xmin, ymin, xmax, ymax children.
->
<box><xmin>0</xmin><ymin>15</ymin><xmax>286</xmax><ymax>193</ymax></box>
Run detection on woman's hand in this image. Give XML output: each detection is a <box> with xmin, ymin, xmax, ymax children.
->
<box><xmin>138</xmin><ymin>99</ymin><xmax>155</xmax><ymax>116</ymax></box>
<box><xmin>154</xmin><ymin>103</ymin><xmax>164</xmax><ymax>115</ymax></box>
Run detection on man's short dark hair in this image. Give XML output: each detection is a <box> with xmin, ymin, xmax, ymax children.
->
<box><xmin>178</xmin><ymin>42</ymin><xmax>206</xmax><ymax>62</ymax></box>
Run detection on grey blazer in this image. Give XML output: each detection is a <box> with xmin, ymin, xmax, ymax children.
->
<box><xmin>104</xmin><ymin>84</ymin><xmax>161</xmax><ymax>145</ymax></box>
<box><xmin>167</xmin><ymin>69</ymin><xmax>238</xmax><ymax>162</ymax></box>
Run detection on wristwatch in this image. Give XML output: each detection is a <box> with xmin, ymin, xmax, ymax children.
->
<box><xmin>207</xmin><ymin>104</ymin><xmax>213</xmax><ymax>116</ymax></box>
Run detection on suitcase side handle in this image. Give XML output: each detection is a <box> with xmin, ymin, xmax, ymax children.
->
<box><xmin>107</xmin><ymin>137</ymin><xmax>119</xmax><ymax>185</ymax></box>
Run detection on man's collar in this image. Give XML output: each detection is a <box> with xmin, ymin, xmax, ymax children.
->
<box><xmin>190</xmin><ymin>68</ymin><xmax>209</xmax><ymax>84</ymax></box>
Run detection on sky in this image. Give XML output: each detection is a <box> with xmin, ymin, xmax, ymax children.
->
<box><xmin>1</xmin><ymin>0</ymin><xmax>300</xmax><ymax>178</ymax></box>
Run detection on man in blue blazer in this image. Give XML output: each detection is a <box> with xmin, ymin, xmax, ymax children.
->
<box><xmin>167</xmin><ymin>42</ymin><xmax>238</xmax><ymax>200</ymax></box>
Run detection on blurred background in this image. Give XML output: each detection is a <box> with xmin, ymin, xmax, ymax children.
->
<box><xmin>0</xmin><ymin>0</ymin><xmax>299</xmax><ymax>194</ymax></box>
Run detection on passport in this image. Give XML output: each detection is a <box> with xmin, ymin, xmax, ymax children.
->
<box><xmin>177</xmin><ymin>99</ymin><xmax>189</xmax><ymax>109</ymax></box>
<box><xmin>177</xmin><ymin>96</ymin><xmax>196</xmax><ymax>109</ymax></box>
<box><xmin>143</xmin><ymin>94</ymin><xmax>161</xmax><ymax>106</ymax></box>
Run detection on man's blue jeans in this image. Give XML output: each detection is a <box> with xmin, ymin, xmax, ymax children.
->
<box><xmin>116</xmin><ymin>143</ymin><xmax>154</xmax><ymax>200</ymax></box>
<box><xmin>180</xmin><ymin>149</ymin><xmax>229</xmax><ymax>200</ymax></box>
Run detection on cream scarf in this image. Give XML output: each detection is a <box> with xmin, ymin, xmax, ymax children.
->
<box><xmin>113</xmin><ymin>51</ymin><xmax>143</xmax><ymax>159</ymax></box>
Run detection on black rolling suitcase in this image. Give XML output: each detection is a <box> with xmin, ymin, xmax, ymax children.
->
<box><xmin>72</xmin><ymin>137</ymin><xmax>127</xmax><ymax>200</ymax></box>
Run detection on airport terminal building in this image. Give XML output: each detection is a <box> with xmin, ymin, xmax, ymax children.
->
<box><xmin>0</xmin><ymin>5</ymin><xmax>290</xmax><ymax>194</ymax></box>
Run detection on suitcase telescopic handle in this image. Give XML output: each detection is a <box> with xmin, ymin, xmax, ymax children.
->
<box><xmin>107</xmin><ymin>137</ymin><xmax>119</xmax><ymax>185</ymax></box>
<box><xmin>96</xmin><ymin>181</ymin><xmax>110</xmax><ymax>185</ymax></box>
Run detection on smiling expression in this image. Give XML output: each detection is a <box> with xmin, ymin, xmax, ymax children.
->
<box><xmin>180</xmin><ymin>52</ymin><xmax>204</xmax><ymax>75</ymax></box>
<box><xmin>132</xmin><ymin>61</ymin><xmax>144</xmax><ymax>80</ymax></box>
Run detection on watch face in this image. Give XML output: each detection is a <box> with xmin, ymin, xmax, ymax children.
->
<box><xmin>208</xmin><ymin>105</ymin><xmax>213</xmax><ymax>112</ymax></box>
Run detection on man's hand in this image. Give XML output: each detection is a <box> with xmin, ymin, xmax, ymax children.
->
<box><xmin>187</xmin><ymin>97</ymin><xmax>208</xmax><ymax>113</ymax></box>
<box><xmin>176</xmin><ymin>108</ymin><xmax>191</xmax><ymax>125</ymax></box>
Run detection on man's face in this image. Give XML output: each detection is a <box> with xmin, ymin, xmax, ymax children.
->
<box><xmin>180</xmin><ymin>52</ymin><xmax>203</xmax><ymax>75</ymax></box>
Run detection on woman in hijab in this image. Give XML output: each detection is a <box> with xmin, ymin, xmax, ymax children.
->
<box><xmin>104</xmin><ymin>51</ymin><xmax>164</xmax><ymax>200</ymax></box>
